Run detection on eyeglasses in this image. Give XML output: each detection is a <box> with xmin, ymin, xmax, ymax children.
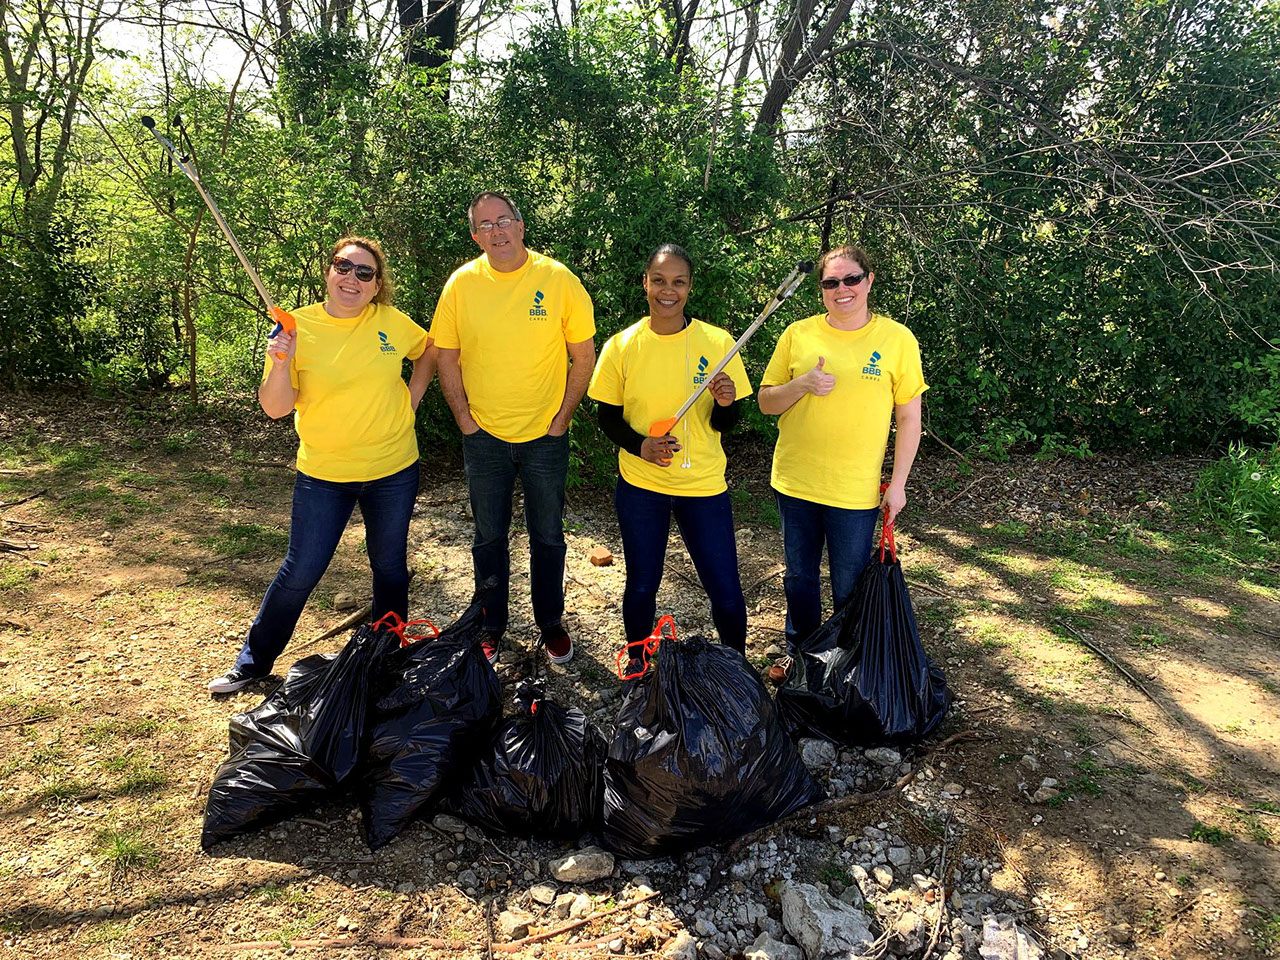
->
<box><xmin>819</xmin><ymin>272</ymin><xmax>868</xmax><ymax>290</ymax></box>
<box><xmin>475</xmin><ymin>216</ymin><xmax>517</xmax><ymax>233</ymax></box>
<box><xmin>331</xmin><ymin>257</ymin><xmax>378</xmax><ymax>282</ymax></box>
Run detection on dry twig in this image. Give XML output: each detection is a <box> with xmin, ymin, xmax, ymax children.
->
<box><xmin>0</xmin><ymin>488</ymin><xmax>46</xmax><ymax>510</ymax></box>
<box><xmin>1056</xmin><ymin>621</ymin><xmax>1180</xmax><ymax>724</ymax></box>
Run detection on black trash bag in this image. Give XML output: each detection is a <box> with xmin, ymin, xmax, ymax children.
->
<box><xmin>201</xmin><ymin>622</ymin><xmax>396</xmax><ymax>849</ymax></box>
<box><xmin>602</xmin><ymin>631</ymin><xmax>825</xmax><ymax>858</ymax></box>
<box><xmin>776</xmin><ymin>525</ymin><xmax>951</xmax><ymax>746</ymax></box>
<box><xmin>361</xmin><ymin>588</ymin><xmax>501</xmax><ymax>849</ymax></box>
<box><xmin>443</xmin><ymin>681</ymin><xmax>606</xmax><ymax>838</ymax></box>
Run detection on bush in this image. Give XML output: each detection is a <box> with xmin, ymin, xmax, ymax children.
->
<box><xmin>1196</xmin><ymin>443</ymin><xmax>1280</xmax><ymax>540</ymax></box>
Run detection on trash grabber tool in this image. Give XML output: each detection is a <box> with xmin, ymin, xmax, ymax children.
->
<box><xmin>648</xmin><ymin>260</ymin><xmax>813</xmax><ymax>462</ymax></box>
<box><xmin>140</xmin><ymin>115</ymin><xmax>295</xmax><ymax>359</ymax></box>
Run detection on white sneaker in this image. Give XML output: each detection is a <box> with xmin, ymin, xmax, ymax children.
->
<box><xmin>207</xmin><ymin>668</ymin><xmax>259</xmax><ymax>694</ymax></box>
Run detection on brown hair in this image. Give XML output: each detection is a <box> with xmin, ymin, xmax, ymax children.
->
<box><xmin>816</xmin><ymin>245</ymin><xmax>873</xmax><ymax>280</ymax></box>
<box><xmin>326</xmin><ymin>235</ymin><xmax>393</xmax><ymax>305</ymax></box>
<box><xmin>467</xmin><ymin>191</ymin><xmax>524</xmax><ymax>232</ymax></box>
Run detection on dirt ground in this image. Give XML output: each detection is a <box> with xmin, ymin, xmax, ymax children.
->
<box><xmin>1</xmin><ymin>392</ymin><xmax>1278</xmax><ymax>960</ymax></box>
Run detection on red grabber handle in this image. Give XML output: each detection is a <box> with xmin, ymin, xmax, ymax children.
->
<box><xmin>269</xmin><ymin>306</ymin><xmax>297</xmax><ymax>362</ymax></box>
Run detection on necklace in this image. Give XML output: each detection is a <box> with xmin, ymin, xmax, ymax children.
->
<box><xmin>680</xmin><ymin>319</ymin><xmax>692</xmax><ymax>469</ymax></box>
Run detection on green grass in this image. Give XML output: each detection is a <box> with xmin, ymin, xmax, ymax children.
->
<box><xmin>257</xmin><ymin>882</ymin><xmax>311</xmax><ymax>905</ymax></box>
<box><xmin>1228</xmin><ymin>806</ymin><xmax>1277</xmax><ymax>846</ymax></box>
<box><xmin>1130</xmin><ymin>625</ymin><xmax>1172</xmax><ymax>649</ymax></box>
<box><xmin>0</xmin><ymin>564</ymin><xmax>39</xmax><ymax>591</ymax></box>
<box><xmin>103</xmin><ymin>753</ymin><xmax>171</xmax><ymax>795</ymax></box>
<box><xmin>1250</xmin><ymin>908</ymin><xmax>1280</xmax><ymax>956</ymax></box>
<box><xmin>1188</xmin><ymin>821</ymin><xmax>1233</xmax><ymax>846</ymax></box>
<box><xmin>199</xmin><ymin>523</ymin><xmax>289</xmax><ymax>557</ymax></box>
<box><xmin>31</xmin><ymin>776</ymin><xmax>93</xmax><ymax>805</ymax></box>
<box><xmin>78</xmin><ymin>919</ymin><xmax>134</xmax><ymax>945</ymax></box>
<box><xmin>273</xmin><ymin>912</ymin><xmax>324</xmax><ymax>948</ymax></box>
<box><xmin>818</xmin><ymin>861</ymin><xmax>854</xmax><ymax>887</ymax></box>
<box><xmin>84</xmin><ymin>717</ymin><xmax>161</xmax><ymax>745</ymax></box>
<box><xmin>185</xmin><ymin>470</ymin><xmax>230</xmax><ymax>491</ymax></box>
<box><xmin>94</xmin><ymin>828</ymin><xmax>160</xmax><ymax>880</ymax></box>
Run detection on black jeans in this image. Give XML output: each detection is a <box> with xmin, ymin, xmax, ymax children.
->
<box><xmin>462</xmin><ymin>428</ymin><xmax>569</xmax><ymax>634</ymax></box>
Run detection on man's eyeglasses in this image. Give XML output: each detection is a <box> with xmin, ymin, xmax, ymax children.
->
<box><xmin>819</xmin><ymin>272</ymin><xmax>868</xmax><ymax>290</ymax></box>
<box><xmin>331</xmin><ymin>257</ymin><xmax>378</xmax><ymax>282</ymax></box>
<box><xmin>475</xmin><ymin>216</ymin><xmax>517</xmax><ymax>233</ymax></box>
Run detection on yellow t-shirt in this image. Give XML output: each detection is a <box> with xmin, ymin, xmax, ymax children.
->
<box><xmin>430</xmin><ymin>251</ymin><xmax>596</xmax><ymax>443</ymax></box>
<box><xmin>588</xmin><ymin>318</ymin><xmax>753</xmax><ymax>497</ymax></box>
<box><xmin>762</xmin><ymin>312</ymin><xmax>927</xmax><ymax>509</ymax></box>
<box><xmin>264</xmin><ymin>302</ymin><xmax>428</xmax><ymax>482</ymax></box>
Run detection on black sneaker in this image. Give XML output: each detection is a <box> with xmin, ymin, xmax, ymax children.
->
<box><xmin>207</xmin><ymin>668</ymin><xmax>260</xmax><ymax>694</ymax></box>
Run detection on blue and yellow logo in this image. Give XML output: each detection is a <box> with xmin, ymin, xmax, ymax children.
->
<box><xmin>378</xmin><ymin>331</ymin><xmax>397</xmax><ymax>355</ymax></box>
<box><xmin>693</xmin><ymin>355</ymin><xmax>709</xmax><ymax>385</ymax></box>
<box><xmin>529</xmin><ymin>290</ymin><xmax>548</xmax><ymax>318</ymax></box>
<box><xmin>862</xmin><ymin>350</ymin><xmax>882</xmax><ymax>377</ymax></box>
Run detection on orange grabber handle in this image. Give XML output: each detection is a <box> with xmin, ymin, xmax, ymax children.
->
<box><xmin>616</xmin><ymin>614</ymin><xmax>679</xmax><ymax>679</ymax></box>
<box><xmin>269</xmin><ymin>306</ymin><xmax>296</xmax><ymax>362</ymax></box>
<box><xmin>647</xmin><ymin>417</ymin><xmax>678</xmax><ymax>466</ymax></box>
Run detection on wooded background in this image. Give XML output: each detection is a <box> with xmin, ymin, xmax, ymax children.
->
<box><xmin>3</xmin><ymin>0</ymin><xmax>1279</xmax><ymax>463</ymax></box>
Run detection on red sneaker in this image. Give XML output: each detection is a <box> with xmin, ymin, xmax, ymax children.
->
<box><xmin>542</xmin><ymin>624</ymin><xmax>574</xmax><ymax>664</ymax></box>
<box><xmin>479</xmin><ymin>629</ymin><xmax>502</xmax><ymax>666</ymax></box>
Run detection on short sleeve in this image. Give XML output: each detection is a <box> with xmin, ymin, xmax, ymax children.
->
<box><xmin>725</xmin><ymin>348</ymin><xmax>753</xmax><ymax>398</ymax></box>
<box><xmin>761</xmin><ymin>325</ymin><xmax>793</xmax><ymax>387</ymax></box>
<box><xmin>430</xmin><ymin>274</ymin><xmax>460</xmax><ymax>349</ymax></box>
<box><xmin>892</xmin><ymin>329</ymin><xmax>928</xmax><ymax>405</ymax></box>
<box><xmin>561</xmin><ymin>270</ymin><xmax>596</xmax><ymax>343</ymax></box>
<box><xmin>587</xmin><ymin>334</ymin><xmax>625</xmax><ymax>405</ymax></box>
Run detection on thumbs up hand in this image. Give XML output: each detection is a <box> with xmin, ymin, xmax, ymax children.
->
<box><xmin>803</xmin><ymin>356</ymin><xmax>836</xmax><ymax>396</ymax></box>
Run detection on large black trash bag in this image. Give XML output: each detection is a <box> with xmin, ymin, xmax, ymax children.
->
<box><xmin>602</xmin><ymin>630</ymin><xmax>825</xmax><ymax>858</ymax></box>
<box><xmin>776</xmin><ymin>521</ymin><xmax>951</xmax><ymax>746</ymax></box>
<box><xmin>202</xmin><ymin>622</ymin><xmax>397</xmax><ymax>849</ymax></box>
<box><xmin>444</xmin><ymin>681</ymin><xmax>606</xmax><ymax>838</ymax></box>
<box><xmin>361</xmin><ymin>587</ymin><xmax>501</xmax><ymax>849</ymax></box>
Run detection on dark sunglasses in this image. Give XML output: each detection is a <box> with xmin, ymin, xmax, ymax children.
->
<box><xmin>819</xmin><ymin>271</ymin><xmax>868</xmax><ymax>290</ymax></box>
<box><xmin>331</xmin><ymin>257</ymin><xmax>379</xmax><ymax>283</ymax></box>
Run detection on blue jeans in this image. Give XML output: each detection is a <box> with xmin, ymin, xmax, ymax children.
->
<box><xmin>775</xmin><ymin>489</ymin><xmax>879</xmax><ymax>651</ymax></box>
<box><xmin>615</xmin><ymin>477</ymin><xmax>747</xmax><ymax>652</ymax></box>
<box><xmin>462</xmin><ymin>428</ymin><xmax>569</xmax><ymax>634</ymax></box>
<box><xmin>234</xmin><ymin>461</ymin><xmax>420</xmax><ymax>676</ymax></box>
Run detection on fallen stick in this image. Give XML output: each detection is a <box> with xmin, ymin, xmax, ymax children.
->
<box><xmin>941</xmin><ymin>476</ymin><xmax>984</xmax><ymax>506</ymax></box>
<box><xmin>0</xmin><ymin>488</ymin><xmax>46</xmax><ymax>510</ymax></box>
<box><xmin>746</xmin><ymin>564</ymin><xmax>785</xmax><ymax>594</ymax></box>
<box><xmin>0</xmin><ymin>713</ymin><xmax>60</xmax><ymax>729</ymax></box>
<box><xmin>1</xmin><ymin>517</ymin><xmax>52</xmax><ymax>531</ymax></box>
<box><xmin>0</xmin><ymin>538</ymin><xmax>39</xmax><ymax>551</ymax></box>
<box><xmin>907</xmin><ymin>578</ymin><xmax>961</xmax><ymax>601</ymax></box>
<box><xmin>294</xmin><ymin>604</ymin><xmax>372</xmax><ymax>651</ymax></box>
<box><xmin>1056</xmin><ymin>621</ymin><xmax>1180</xmax><ymax>724</ymax></box>
<box><xmin>498</xmin><ymin>891</ymin><xmax>661</xmax><ymax>950</ymax></box>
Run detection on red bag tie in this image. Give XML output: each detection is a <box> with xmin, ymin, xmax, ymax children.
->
<box><xmin>616</xmin><ymin>615</ymin><xmax>679</xmax><ymax>679</ymax></box>
<box><xmin>371</xmin><ymin>611</ymin><xmax>440</xmax><ymax>648</ymax></box>
<box><xmin>879</xmin><ymin>482</ymin><xmax>897</xmax><ymax>564</ymax></box>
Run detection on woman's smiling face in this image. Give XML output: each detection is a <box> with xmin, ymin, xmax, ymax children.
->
<box><xmin>820</xmin><ymin>254</ymin><xmax>873</xmax><ymax>317</ymax></box>
<box><xmin>642</xmin><ymin>252</ymin><xmax>692</xmax><ymax>324</ymax></box>
<box><xmin>325</xmin><ymin>243</ymin><xmax>382</xmax><ymax>315</ymax></box>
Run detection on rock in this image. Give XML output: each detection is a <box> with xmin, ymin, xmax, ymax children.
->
<box><xmin>1108</xmin><ymin>923</ymin><xmax>1133</xmax><ymax>945</ymax></box>
<box><xmin>1031</xmin><ymin>787</ymin><xmax>1061</xmax><ymax>804</ymax></box>
<box><xmin>609</xmin><ymin>938</ymin><xmax>624</xmax><ymax>953</ymax></box>
<box><xmin>660</xmin><ymin>931</ymin><xmax>697</xmax><ymax>960</ymax></box>
<box><xmin>589</xmin><ymin>546</ymin><xmax>614</xmax><ymax>566</ymax></box>
<box><xmin>892</xmin><ymin>910</ymin><xmax>926</xmax><ymax>954</ymax></box>
<box><xmin>865</xmin><ymin>747</ymin><xmax>900</xmax><ymax>767</ymax></box>
<box><xmin>799</xmin><ymin>739</ymin><xmax>837</xmax><ymax>772</ymax></box>
<box><xmin>1019</xmin><ymin>755</ymin><xmax>1040</xmax><ymax>772</ymax></box>
<box><xmin>457</xmin><ymin>869</ymin><xmax>478</xmax><ymax>889</ymax></box>
<box><xmin>704</xmin><ymin>943</ymin><xmax>726</xmax><ymax>960</ymax></box>
<box><xmin>1039</xmin><ymin>778</ymin><xmax>1059</xmax><ymax>789</ymax></box>
<box><xmin>530</xmin><ymin>883</ymin><xmax>557</xmax><ymax>905</ymax></box>
<box><xmin>780</xmin><ymin>880</ymin><xmax>876</xmax><ymax>960</ymax></box>
<box><xmin>979</xmin><ymin>913</ymin><xmax>1043</xmax><ymax>960</ymax></box>
<box><xmin>568</xmin><ymin>893</ymin><xmax>592</xmax><ymax>920</ymax></box>
<box><xmin>549</xmin><ymin>846</ymin><xmax>615</xmax><ymax>883</ymax></box>
<box><xmin>333</xmin><ymin>591</ymin><xmax>361</xmax><ymax>611</ymax></box>
<box><xmin>765</xmin><ymin>643</ymin><xmax>785</xmax><ymax>657</ymax></box>
<box><xmin>694</xmin><ymin>916</ymin><xmax>718</xmax><ymax>937</ymax></box>
<box><xmin>553</xmin><ymin>893</ymin><xmax>576</xmax><ymax>919</ymax></box>
<box><xmin>942</xmin><ymin>782</ymin><xmax>964</xmax><ymax>797</ymax></box>
<box><xmin>746</xmin><ymin>931</ymin><xmax>805</xmax><ymax>960</ymax></box>
<box><xmin>498</xmin><ymin>909</ymin><xmax>534</xmax><ymax>940</ymax></box>
<box><xmin>335</xmin><ymin>915</ymin><xmax>354</xmax><ymax>932</ymax></box>
<box><xmin>432</xmin><ymin>814</ymin><xmax>469</xmax><ymax>836</ymax></box>
<box><xmin>873</xmin><ymin>866</ymin><xmax>894</xmax><ymax>889</ymax></box>
<box><xmin>887</xmin><ymin>847</ymin><xmax>911</xmax><ymax>867</ymax></box>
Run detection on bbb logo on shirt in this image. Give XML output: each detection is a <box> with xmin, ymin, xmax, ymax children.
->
<box><xmin>693</xmin><ymin>355</ymin><xmax>709</xmax><ymax>385</ymax></box>
<box><xmin>529</xmin><ymin>290</ymin><xmax>548</xmax><ymax>319</ymax></box>
<box><xmin>862</xmin><ymin>350</ymin><xmax>883</xmax><ymax>379</ymax></box>
<box><xmin>377</xmin><ymin>331</ymin><xmax>397</xmax><ymax>355</ymax></box>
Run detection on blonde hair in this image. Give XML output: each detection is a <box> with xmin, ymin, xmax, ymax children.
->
<box><xmin>326</xmin><ymin>235</ymin><xmax>394</xmax><ymax>305</ymax></box>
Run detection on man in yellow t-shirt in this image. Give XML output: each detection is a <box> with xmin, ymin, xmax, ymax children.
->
<box><xmin>759</xmin><ymin>244</ymin><xmax>926</xmax><ymax>650</ymax></box>
<box><xmin>432</xmin><ymin>191</ymin><xmax>596</xmax><ymax>665</ymax></box>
